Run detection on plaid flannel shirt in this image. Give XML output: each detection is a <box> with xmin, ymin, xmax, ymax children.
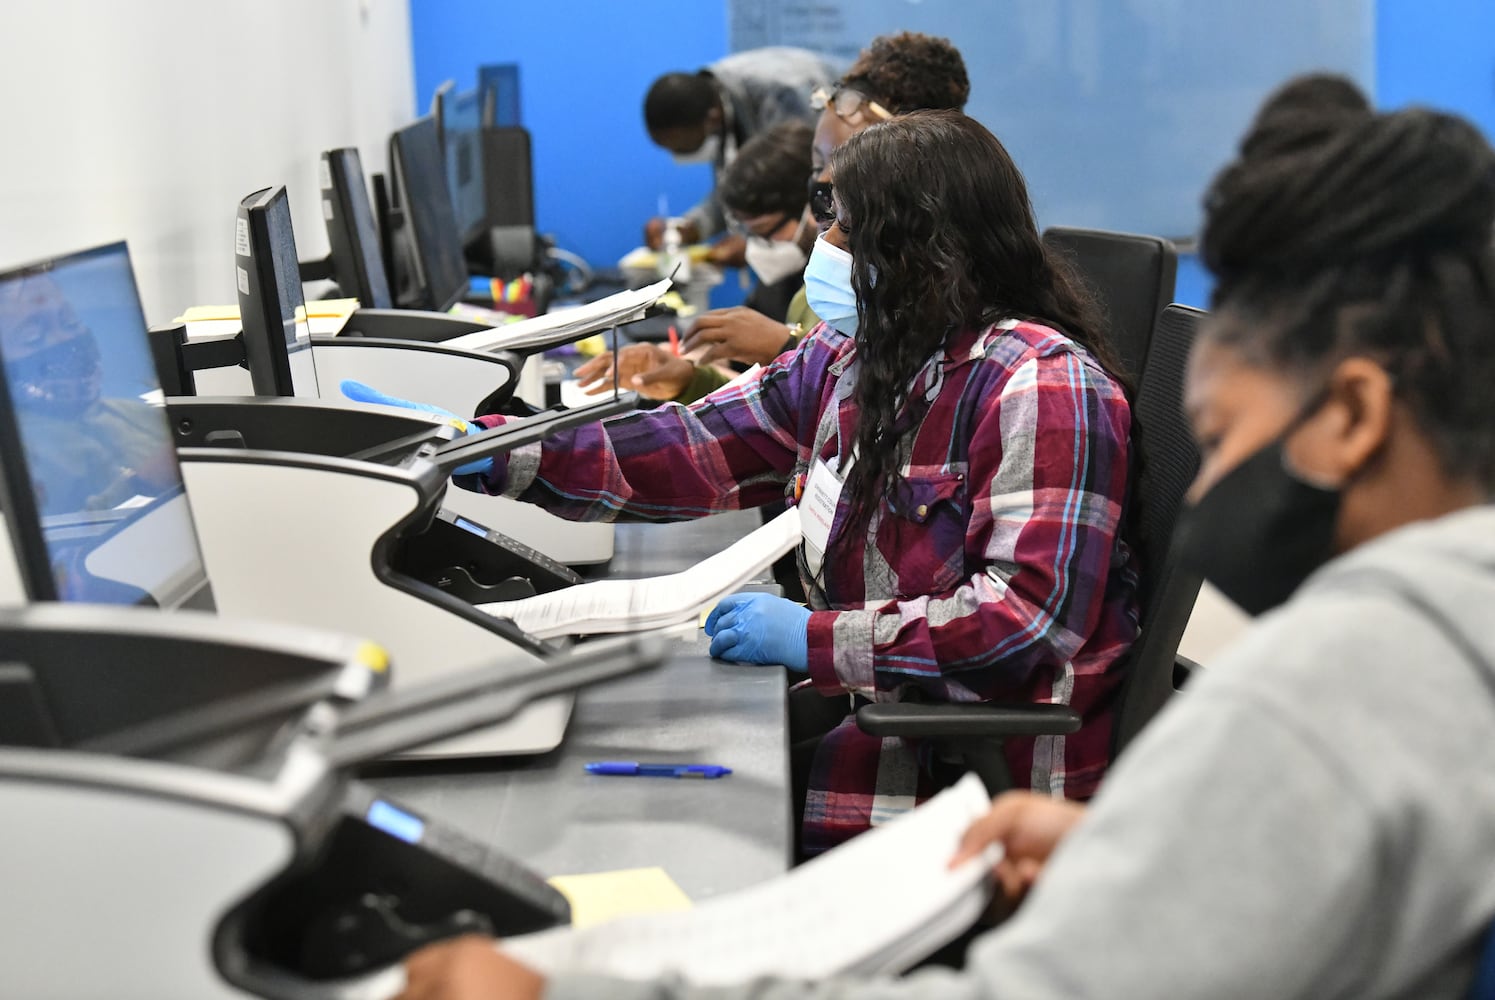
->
<box><xmin>462</xmin><ymin>320</ymin><xmax>1139</xmax><ymax>853</ymax></box>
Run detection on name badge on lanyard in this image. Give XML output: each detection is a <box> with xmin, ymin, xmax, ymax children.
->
<box><xmin>801</xmin><ymin>457</ymin><xmax>845</xmax><ymax>577</ymax></box>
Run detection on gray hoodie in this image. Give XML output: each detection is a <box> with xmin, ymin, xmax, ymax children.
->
<box><xmin>546</xmin><ymin>504</ymin><xmax>1495</xmax><ymax>999</ymax></box>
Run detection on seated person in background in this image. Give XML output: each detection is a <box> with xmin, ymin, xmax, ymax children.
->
<box><xmin>578</xmin><ymin>120</ymin><xmax>819</xmax><ymax>403</ymax></box>
<box><xmin>642</xmin><ymin>46</ymin><xmax>839</xmax><ymax>264</ymax></box>
<box><xmin>600</xmin><ymin>31</ymin><xmax>973</xmax><ymax>403</ymax></box>
<box><xmin>393</xmin><ymin>74</ymin><xmax>1495</xmax><ymax>1000</ymax></box>
<box><xmin>456</xmin><ymin>110</ymin><xmax>1138</xmax><ymax>857</ymax></box>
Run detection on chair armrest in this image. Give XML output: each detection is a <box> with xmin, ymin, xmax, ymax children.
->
<box><xmin>1173</xmin><ymin>654</ymin><xmax>1203</xmax><ymax>689</ymax></box>
<box><xmin>855</xmin><ymin>702</ymin><xmax>1081</xmax><ymax>739</ymax></box>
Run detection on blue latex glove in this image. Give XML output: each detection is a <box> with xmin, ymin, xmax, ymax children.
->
<box><xmin>705</xmin><ymin>592</ymin><xmax>811</xmax><ymax>672</ymax></box>
<box><xmin>340</xmin><ymin>379</ymin><xmax>493</xmax><ymax>476</ymax></box>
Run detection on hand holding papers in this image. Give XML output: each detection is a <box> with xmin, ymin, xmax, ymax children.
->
<box><xmin>441</xmin><ymin>279</ymin><xmax>673</xmax><ymax>355</ymax></box>
<box><xmin>502</xmin><ymin>774</ymin><xmax>999</xmax><ymax>983</ymax></box>
<box><xmin>478</xmin><ymin>509</ymin><xmax>801</xmax><ymax>639</ymax></box>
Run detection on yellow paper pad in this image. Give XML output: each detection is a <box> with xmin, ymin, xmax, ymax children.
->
<box><xmin>175</xmin><ymin>297</ymin><xmax>361</xmax><ymax>323</ymax></box>
<box><xmin>547</xmin><ymin>867</ymin><xmax>693</xmax><ymax>929</ymax></box>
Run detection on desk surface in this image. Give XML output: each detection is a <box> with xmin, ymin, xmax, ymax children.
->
<box><xmin>365</xmin><ymin>509</ymin><xmax>791</xmax><ymax>901</ymax></box>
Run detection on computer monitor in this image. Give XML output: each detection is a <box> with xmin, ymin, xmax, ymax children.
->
<box><xmin>0</xmin><ymin>242</ymin><xmax>212</xmax><ymax>608</ymax></box>
<box><xmin>443</xmin><ymin>89</ymin><xmax>487</xmax><ymax>246</ymax></box>
<box><xmin>389</xmin><ymin>116</ymin><xmax>470</xmax><ymax>313</ymax></box>
<box><xmin>478</xmin><ymin>63</ymin><xmax>522</xmax><ymax>128</ymax></box>
<box><xmin>429</xmin><ymin>78</ymin><xmax>456</xmax><ymax>144</ymax></box>
<box><xmin>237</xmin><ymin>185</ymin><xmax>321</xmax><ymax>397</ymax></box>
<box><xmin>320</xmin><ymin>148</ymin><xmax>393</xmax><ymax>309</ymax></box>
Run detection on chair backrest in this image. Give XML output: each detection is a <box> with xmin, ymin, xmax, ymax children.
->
<box><xmin>1042</xmin><ymin>227</ymin><xmax>1178</xmax><ymax>385</ymax></box>
<box><xmin>1111</xmin><ymin>304</ymin><xmax>1206</xmax><ymax>754</ymax></box>
<box><xmin>1469</xmin><ymin>920</ymin><xmax>1495</xmax><ymax>999</ymax></box>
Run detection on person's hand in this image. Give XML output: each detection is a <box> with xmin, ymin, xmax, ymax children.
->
<box><xmin>705</xmin><ymin>592</ymin><xmax>810</xmax><ymax>671</ymax></box>
<box><xmin>394</xmin><ymin>935</ymin><xmax>543</xmax><ymax>1000</ymax></box>
<box><xmin>682</xmin><ymin>307</ymin><xmax>796</xmax><ymax>366</ymax></box>
<box><xmin>706</xmin><ymin>233</ymin><xmax>748</xmax><ymax>268</ymax></box>
<box><xmin>644</xmin><ymin>217</ymin><xmax>668</xmax><ymax>251</ymax></box>
<box><xmin>950</xmin><ymin>791</ymin><xmax>1088</xmax><ymax>907</ymax></box>
<box><xmin>574</xmin><ymin>343</ymin><xmax>696</xmax><ymax>401</ymax></box>
<box><xmin>644</xmin><ymin>217</ymin><xmax>702</xmax><ymax>251</ymax></box>
<box><xmin>340</xmin><ymin>379</ymin><xmax>495</xmax><ymax>476</ymax></box>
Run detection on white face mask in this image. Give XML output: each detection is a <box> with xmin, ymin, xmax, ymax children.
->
<box><xmin>672</xmin><ymin>132</ymin><xmax>722</xmax><ymax>166</ymax></box>
<box><xmin>744</xmin><ymin>216</ymin><xmax>809</xmax><ymax>286</ymax></box>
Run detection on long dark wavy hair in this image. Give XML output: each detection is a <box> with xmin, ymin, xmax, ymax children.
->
<box><xmin>826</xmin><ymin>109</ymin><xmax>1115</xmax><ymax>555</ymax></box>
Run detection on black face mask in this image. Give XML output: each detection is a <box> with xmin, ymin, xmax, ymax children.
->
<box><xmin>1174</xmin><ymin>401</ymin><xmax>1342</xmax><ymax>617</ymax></box>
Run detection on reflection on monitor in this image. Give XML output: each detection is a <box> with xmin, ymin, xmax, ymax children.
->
<box><xmin>390</xmin><ymin>116</ymin><xmax>469</xmax><ymax>313</ymax></box>
<box><xmin>320</xmin><ymin>148</ymin><xmax>393</xmax><ymax>310</ymax></box>
<box><xmin>0</xmin><ymin>242</ymin><xmax>213</xmax><ymax>608</ymax></box>
<box><xmin>237</xmin><ymin>186</ymin><xmax>320</xmax><ymax>398</ymax></box>
<box><xmin>443</xmin><ymin>89</ymin><xmax>486</xmax><ymax>245</ymax></box>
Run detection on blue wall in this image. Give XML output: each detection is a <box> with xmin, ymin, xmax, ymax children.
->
<box><xmin>1376</xmin><ymin>0</ymin><xmax>1495</xmax><ymax>138</ymax></box>
<box><xmin>1176</xmin><ymin>0</ymin><xmax>1495</xmax><ymax>310</ymax></box>
<box><xmin>410</xmin><ymin>2</ymin><xmax>1495</xmax><ymax>312</ymax></box>
<box><xmin>408</xmin><ymin>0</ymin><xmax>727</xmax><ymax>274</ymax></box>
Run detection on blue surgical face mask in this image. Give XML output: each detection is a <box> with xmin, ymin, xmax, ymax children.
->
<box><xmin>802</xmin><ymin>234</ymin><xmax>858</xmax><ymax>335</ymax></box>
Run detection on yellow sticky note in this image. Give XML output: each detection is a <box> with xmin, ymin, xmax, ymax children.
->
<box><xmin>176</xmin><ymin>303</ymin><xmax>242</xmax><ymax>323</ymax></box>
<box><xmin>176</xmin><ymin>298</ymin><xmax>359</xmax><ymax>325</ymax></box>
<box><xmin>547</xmin><ymin>867</ymin><xmax>693</xmax><ymax>929</ymax></box>
<box><xmin>305</xmin><ymin>297</ymin><xmax>361</xmax><ymax>319</ymax></box>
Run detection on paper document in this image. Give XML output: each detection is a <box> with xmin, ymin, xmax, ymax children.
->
<box><xmin>548</xmin><ymin>867</ymin><xmax>693</xmax><ymax>929</ymax></box>
<box><xmin>478</xmin><ymin>508</ymin><xmax>801</xmax><ymax>638</ymax></box>
<box><xmin>441</xmin><ymin>279</ymin><xmax>672</xmax><ymax>355</ymax></box>
<box><xmin>559</xmin><ymin>379</ymin><xmax>636</xmax><ymax>410</ymax></box>
<box><xmin>718</xmin><ymin>363</ymin><xmax>762</xmax><ymax>393</ymax></box>
<box><xmin>176</xmin><ymin>298</ymin><xmax>360</xmax><ymax>323</ymax></box>
<box><xmin>177</xmin><ymin>299</ymin><xmax>358</xmax><ymax>341</ymax></box>
<box><xmin>503</xmin><ymin>773</ymin><xmax>998</xmax><ymax>983</ymax></box>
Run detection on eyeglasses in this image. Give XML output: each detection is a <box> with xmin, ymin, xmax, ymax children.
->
<box><xmin>809</xmin><ymin>85</ymin><xmax>893</xmax><ymax>124</ymax></box>
<box><xmin>807</xmin><ymin>177</ymin><xmax>835</xmax><ymax>226</ymax></box>
<box><xmin>725</xmin><ymin>212</ymin><xmax>791</xmax><ymax>240</ymax></box>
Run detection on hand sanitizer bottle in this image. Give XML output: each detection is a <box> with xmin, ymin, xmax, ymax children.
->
<box><xmin>660</xmin><ymin>217</ymin><xmax>692</xmax><ymax>284</ymax></box>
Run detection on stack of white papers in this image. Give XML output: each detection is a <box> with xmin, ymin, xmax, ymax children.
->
<box><xmin>478</xmin><ymin>508</ymin><xmax>801</xmax><ymax>639</ymax></box>
<box><xmin>503</xmin><ymin>773</ymin><xmax>998</xmax><ymax>983</ymax></box>
<box><xmin>441</xmin><ymin>279</ymin><xmax>672</xmax><ymax>355</ymax></box>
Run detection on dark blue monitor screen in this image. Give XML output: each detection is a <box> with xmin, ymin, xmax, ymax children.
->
<box><xmin>444</xmin><ymin>89</ymin><xmax>486</xmax><ymax>243</ymax></box>
<box><xmin>0</xmin><ymin>243</ymin><xmax>211</xmax><ymax>607</ymax></box>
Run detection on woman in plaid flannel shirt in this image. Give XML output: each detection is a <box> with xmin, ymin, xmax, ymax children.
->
<box><xmin>455</xmin><ymin>110</ymin><xmax>1140</xmax><ymax>856</ymax></box>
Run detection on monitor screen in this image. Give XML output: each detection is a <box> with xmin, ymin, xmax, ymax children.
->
<box><xmin>443</xmin><ymin>89</ymin><xmax>487</xmax><ymax>244</ymax></box>
<box><xmin>0</xmin><ymin>242</ymin><xmax>212</xmax><ymax>608</ymax></box>
<box><xmin>390</xmin><ymin>116</ymin><xmax>469</xmax><ymax>313</ymax></box>
<box><xmin>320</xmin><ymin>148</ymin><xmax>393</xmax><ymax>310</ymax></box>
<box><xmin>478</xmin><ymin>63</ymin><xmax>522</xmax><ymax>128</ymax></box>
<box><xmin>237</xmin><ymin>186</ymin><xmax>320</xmax><ymax>398</ymax></box>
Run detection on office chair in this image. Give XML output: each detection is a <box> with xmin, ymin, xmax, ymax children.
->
<box><xmin>1042</xmin><ymin>227</ymin><xmax>1178</xmax><ymax>385</ymax></box>
<box><xmin>855</xmin><ymin>304</ymin><xmax>1207</xmax><ymax>793</ymax></box>
<box><xmin>1473</xmin><ymin>923</ymin><xmax>1495</xmax><ymax>1000</ymax></box>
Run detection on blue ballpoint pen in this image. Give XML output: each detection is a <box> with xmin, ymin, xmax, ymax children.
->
<box><xmin>585</xmin><ymin>761</ymin><xmax>732</xmax><ymax>779</ymax></box>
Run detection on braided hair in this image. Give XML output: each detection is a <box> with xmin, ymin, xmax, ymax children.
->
<box><xmin>1202</xmin><ymin>73</ymin><xmax>1495</xmax><ymax>489</ymax></box>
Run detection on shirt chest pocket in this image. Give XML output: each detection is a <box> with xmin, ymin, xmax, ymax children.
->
<box><xmin>876</xmin><ymin>471</ymin><xmax>969</xmax><ymax>598</ymax></box>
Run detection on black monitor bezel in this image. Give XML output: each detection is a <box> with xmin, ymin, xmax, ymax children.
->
<box><xmin>237</xmin><ymin>185</ymin><xmax>314</xmax><ymax>398</ymax></box>
<box><xmin>320</xmin><ymin>148</ymin><xmax>393</xmax><ymax>310</ymax></box>
<box><xmin>389</xmin><ymin>116</ymin><xmax>469</xmax><ymax>314</ymax></box>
